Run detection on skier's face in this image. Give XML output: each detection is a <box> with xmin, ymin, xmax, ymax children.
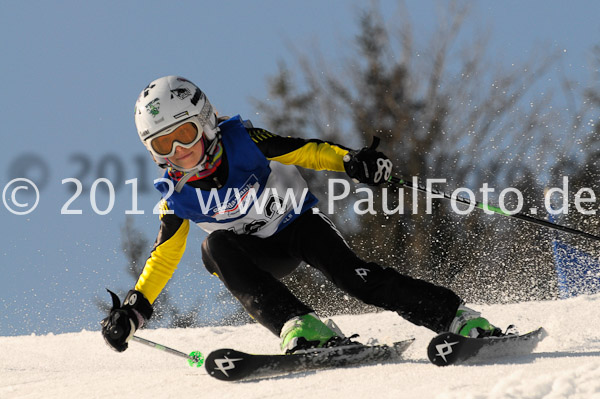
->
<box><xmin>167</xmin><ymin>138</ymin><xmax>205</xmax><ymax>169</ymax></box>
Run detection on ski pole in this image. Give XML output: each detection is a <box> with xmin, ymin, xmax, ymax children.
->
<box><xmin>132</xmin><ymin>335</ymin><xmax>204</xmax><ymax>367</ymax></box>
<box><xmin>389</xmin><ymin>176</ymin><xmax>600</xmax><ymax>242</ymax></box>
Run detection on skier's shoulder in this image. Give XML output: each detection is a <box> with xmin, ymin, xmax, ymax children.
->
<box><xmin>218</xmin><ymin>115</ymin><xmax>255</xmax><ymax>130</ymax></box>
<box><xmin>218</xmin><ymin>115</ymin><xmax>276</xmax><ymax>145</ymax></box>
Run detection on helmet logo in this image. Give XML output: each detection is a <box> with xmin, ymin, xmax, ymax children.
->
<box><xmin>190</xmin><ymin>88</ymin><xmax>204</xmax><ymax>106</ymax></box>
<box><xmin>145</xmin><ymin>98</ymin><xmax>160</xmax><ymax>117</ymax></box>
<box><xmin>143</xmin><ymin>83</ymin><xmax>156</xmax><ymax>98</ymax></box>
<box><xmin>171</xmin><ymin>88</ymin><xmax>191</xmax><ymax>100</ymax></box>
<box><xmin>173</xmin><ymin>111</ymin><xmax>189</xmax><ymax>119</ymax></box>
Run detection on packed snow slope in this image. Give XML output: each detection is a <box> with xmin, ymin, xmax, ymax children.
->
<box><xmin>2</xmin><ymin>294</ymin><xmax>600</xmax><ymax>399</ymax></box>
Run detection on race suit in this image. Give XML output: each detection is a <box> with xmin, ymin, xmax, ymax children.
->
<box><xmin>134</xmin><ymin>115</ymin><xmax>461</xmax><ymax>335</ymax></box>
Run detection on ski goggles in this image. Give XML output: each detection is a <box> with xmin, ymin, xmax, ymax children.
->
<box><xmin>149</xmin><ymin>120</ymin><xmax>203</xmax><ymax>158</ymax></box>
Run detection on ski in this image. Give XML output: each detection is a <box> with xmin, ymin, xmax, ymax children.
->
<box><xmin>427</xmin><ymin>327</ymin><xmax>547</xmax><ymax>366</ymax></box>
<box><xmin>205</xmin><ymin>339</ymin><xmax>414</xmax><ymax>381</ymax></box>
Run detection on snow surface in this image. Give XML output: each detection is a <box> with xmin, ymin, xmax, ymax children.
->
<box><xmin>2</xmin><ymin>294</ymin><xmax>600</xmax><ymax>399</ymax></box>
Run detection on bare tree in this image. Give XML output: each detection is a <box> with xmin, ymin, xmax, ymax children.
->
<box><xmin>547</xmin><ymin>44</ymin><xmax>600</xmax><ymax>261</ymax></box>
<box><xmin>253</xmin><ymin>1</ymin><xmax>573</xmax><ymax>310</ymax></box>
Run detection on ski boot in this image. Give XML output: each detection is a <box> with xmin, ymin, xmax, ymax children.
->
<box><xmin>448</xmin><ymin>304</ymin><xmax>503</xmax><ymax>338</ymax></box>
<box><xmin>280</xmin><ymin>313</ymin><xmax>348</xmax><ymax>354</ymax></box>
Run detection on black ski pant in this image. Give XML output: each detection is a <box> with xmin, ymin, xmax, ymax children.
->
<box><xmin>201</xmin><ymin>208</ymin><xmax>461</xmax><ymax>336</ymax></box>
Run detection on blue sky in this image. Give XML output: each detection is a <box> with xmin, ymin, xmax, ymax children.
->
<box><xmin>1</xmin><ymin>1</ymin><xmax>599</xmax><ymax>336</ymax></box>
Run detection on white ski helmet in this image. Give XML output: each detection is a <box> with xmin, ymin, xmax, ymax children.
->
<box><xmin>134</xmin><ymin>76</ymin><xmax>219</xmax><ymax>170</ymax></box>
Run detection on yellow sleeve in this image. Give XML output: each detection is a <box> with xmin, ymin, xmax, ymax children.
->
<box><xmin>269</xmin><ymin>141</ymin><xmax>349</xmax><ymax>172</ymax></box>
<box><xmin>134</xmin><ymin>210</ymin><xmax>190</xmax><ymax>304</ymax></box>
<box><xmin>247</xmin><ymin>128</ymin><xmax>350</xmax><ymax>172</ymax></box>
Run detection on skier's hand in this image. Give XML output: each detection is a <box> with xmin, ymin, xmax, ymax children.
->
<box><xmin>101</xmin><ymin>289</ymin><xmax>153</xmax><ymax>352</ymax></box>
<box><xmin>343</xmin><ymin>136</ymin><xmax>393</xmax><ymax>186</ymax></box>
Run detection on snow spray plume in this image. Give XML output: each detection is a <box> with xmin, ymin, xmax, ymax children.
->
<box><xmin>387</xmin><ymin>176</ymin><xmax>600</xmax><ymax>242</ymax></box>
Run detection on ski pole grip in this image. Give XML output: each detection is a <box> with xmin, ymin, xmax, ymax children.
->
<box><xmin>369</xmin><ymin>136</ymin><xmax>381</xmax><ymax>151</ymax></box>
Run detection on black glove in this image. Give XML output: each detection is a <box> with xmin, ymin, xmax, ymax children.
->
<box><xmin>343</xmin><ymin>136</ymin><xmax>393</xmax><ymax>186</ymax></box>
<box><xmin>101</xmin><ymin>289</ymin><xmax>153</xmax><ymax>352</ymax></box>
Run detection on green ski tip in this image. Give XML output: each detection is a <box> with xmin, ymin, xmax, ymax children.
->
<box><xmin>188</xmin><ymin>351</ymin><xmax>204</xmax><ymax>367</ymax></box>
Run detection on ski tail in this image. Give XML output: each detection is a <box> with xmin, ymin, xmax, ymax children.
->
<box><xmin>427</xmin><ymin>327</ymin><xmax>546</xmax><ymax>366</ymax></box>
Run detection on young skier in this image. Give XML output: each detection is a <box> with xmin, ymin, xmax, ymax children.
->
<box><xmin>101</xmin><ymin>75</ymin><xmax>504</xmax><ymax>353</ymax></box>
